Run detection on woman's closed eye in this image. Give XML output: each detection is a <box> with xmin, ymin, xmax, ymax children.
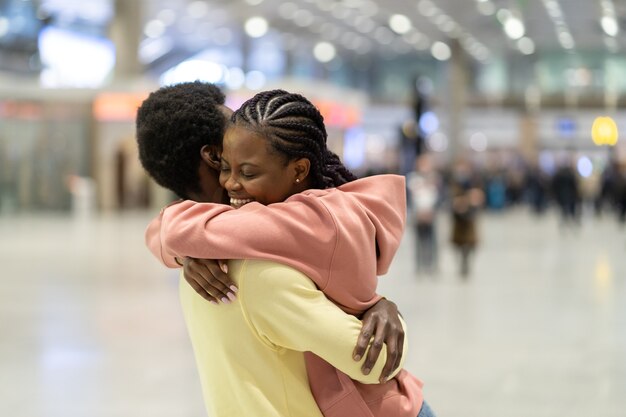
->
<box><xmin>240</xmin><ymin>171</ymin><xmax>257</xmax><ymax>179</ymax></box>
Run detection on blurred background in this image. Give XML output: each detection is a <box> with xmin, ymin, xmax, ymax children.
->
<box><xmin>0</xmin><ymin>0</ymin><xmax>625</xmax><ymax>416</ymax></box>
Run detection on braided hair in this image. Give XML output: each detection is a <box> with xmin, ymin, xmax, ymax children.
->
<box><xmin>231</xmin><ymin>89</ymin><xmax>357</xmax><ymax>189</ymax></box>
<box><xmin>136</xmin><ymin>81</ymin><xmax>226</xmax><ymax>198</ymax></box>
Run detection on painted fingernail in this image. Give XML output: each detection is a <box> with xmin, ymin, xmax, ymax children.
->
<box><xmin>209</xmin><ymin>300</ymin><xmax>218</xmax><ymax>305</ymax></box>
<box><xmin>221</xmin><ymin>264</ymin><xmax>228</xmax><ymax>273</ymax></box>
<box><xmin>353</xmin><ymin>354</ymin><xmax>361</xmax><ymax>361</ymax></box>
<box><xmin>221</xmin><ymin>297</ymin><xmax>230</xmax><ymax>304</ymax></box>
<box><xmin>363</xmin><ymin>368</ymin><xmax>371</xmax><ymax>375</ymax></box>
<box><xmin>229</xmin><ymin>285</ymin><xmax>238</xmax><ymax>293</ymax></box>
<box><xmin>227</xmin><ymin>292</ymin><xmax>236</xmax><ymax>301</ymax></box>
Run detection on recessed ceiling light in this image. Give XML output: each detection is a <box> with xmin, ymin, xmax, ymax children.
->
<box><xmin>245</xmin><ymin>17</ymin><xmax>269</xmax><ymax>38</ymax></box>
<box><xmin>144</xmin><ymin>20</ymin><xmax>166</xmax><ymax>38</ymax></box>
<box><xmin>293</xmin><ymin>9</ymin><xmax>314</xmax><ymax>27</ymax></box>
<box><xmin>389</xmin><ymin>14</ymin><xmax>412</xmax><ymax>34</ymax></box>
<box><xmin>431</xmin><ymin>41</ymin><xmax>451</xmax><ymax>61</ymax></box>
<box><xmin>313</xmin><ymin>42</ymin><xmax>336</xmax><ymax>62</ymax></box>
<box><xmin>278</xmin><ymin>2</ymin><xmax>298</xmax><ymax>19</ymax></box>
<box><xmin>517</xmin><ymin>37</ymin><xmax>535</xmax><ymax>54</ymax></box>
<box><xmin>504</xmin><ymin>17</ymin><xmax>525</xmax><ymax>40</ymax></box>
<box><xmin>601</xmin><ymin>16</ymin><xmax>619</xmax><ymax>37</ymax></box>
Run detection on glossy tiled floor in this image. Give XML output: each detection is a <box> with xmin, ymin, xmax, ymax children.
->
<box><xmin>1</xmin><ymin>208</ymin><xmax>624</xmax><ymax>417</ymax></box>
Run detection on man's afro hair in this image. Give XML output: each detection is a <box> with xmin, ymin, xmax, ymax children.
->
<box><xmin>136</xmin><ymin>81</ymin><xmax>226</xmax><ymax>198</ymax></box>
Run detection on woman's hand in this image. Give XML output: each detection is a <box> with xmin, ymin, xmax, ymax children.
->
<box><xmin>353</xmin><ymin>298</ymin><xmax>404</xmax><ymax>383</ymax></box>
<box><xmin>181</xmin><ymin>257</ymin><xmax>238</xmax><ymax>304</ymax></box>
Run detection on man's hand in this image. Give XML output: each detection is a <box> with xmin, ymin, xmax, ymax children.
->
<box><xmin>353</xmin><ymin>298</ymin><xmax>404</xmax><ymax>383</ymax></box>
<box><xmin>182</xmin><ymin>258</ymin><xmax>237</xmax><ymax>304</ymax></box>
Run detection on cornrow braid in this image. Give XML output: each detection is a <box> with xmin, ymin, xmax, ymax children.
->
<box><xmin>232</xmin><ymin>89</ymin><xmax>357</xmax><ymax>189</ymax></box>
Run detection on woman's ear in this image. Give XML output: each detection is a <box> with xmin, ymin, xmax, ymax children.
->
<box><xmin>293</xmin><ymin>158</ymin><xmax>311</xmax><ymax>182</ymax></box>
<box><xmin>200</xmin><ymin>145</ymin><xmax>221</xmax><ymax>170</ymax></box>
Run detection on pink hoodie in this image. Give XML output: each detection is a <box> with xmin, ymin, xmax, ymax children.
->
<box><xmin>145</xmin><ymin>174</ymin><xmax>423</xmax><ymax>417</ymax></box>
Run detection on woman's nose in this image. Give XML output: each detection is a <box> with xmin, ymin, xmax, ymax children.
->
<box><xmin>224</xmin><ymin>175</ymin><xmax>242</xmax><ymax>191</ymax></box>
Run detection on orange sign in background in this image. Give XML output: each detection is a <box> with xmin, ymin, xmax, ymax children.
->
<box><xmin>93</xmin><ymin>92</ymin><xmax>149</xmax><ymax>122</ymax></box>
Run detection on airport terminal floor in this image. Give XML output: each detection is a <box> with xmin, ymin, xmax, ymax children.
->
<box><xmin>1</xmin><ymin>207</ymin><xmax>624</xmax><ymax>417</ymax></box>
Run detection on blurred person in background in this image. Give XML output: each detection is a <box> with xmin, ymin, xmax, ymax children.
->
<box><xmin>579</xmin><ymin>166</ymin><xmax>601</xmax><ymax>217</ymax></box>
<box><xmin>551</xmin><ymin>155</ymin><xmax>581</xmax><ymax>229</ymax></box>
<box><xmin>449</xmin><ymin>159</ymin><xmax>484</xmax><ymax>278</ymax></box>
<box><xmin>525</xmin><ymin>163</ymin><xmax>549</xmax><ymax>216</ymax></box>
<box><xmin>407</xmin><ymin>153</ymin><xmax>440</xmax><ymax>275</ymax></box>
<box><xmin>615</xmin><ymin>161</ymin><xmax>626</xmax><ymax>225</ymax></box>
<box><xmin>483</xmin><ymin>168</ymin><xmax>507</xmax><ymax>211</ymax></box>
<box><xmin>137</xmin><ymin>84</ymin><xmax>432</xmax><ymax>417</ymax></box>
<box><xmin>595</xmin><ymin>159</ymin><xmax>618</xmax><ymax>216</ymax></box>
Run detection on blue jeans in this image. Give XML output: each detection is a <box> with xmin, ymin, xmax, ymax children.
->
<box><xmin>417</xmin><ymin>401</ymin><xmax>436</xmax><ymax>417</ymax></box>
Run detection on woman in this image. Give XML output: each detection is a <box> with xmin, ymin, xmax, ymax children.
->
<box><xmin>147</xmin><ymin>90</ymin><xmax>433</xmax><ymax>417</ymax></box>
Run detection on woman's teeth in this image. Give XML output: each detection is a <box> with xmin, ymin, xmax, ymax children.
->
<box><xmin>230</xmin><ymin>198</ymin><xmax>254</xmax><ymax>207</ymax></box>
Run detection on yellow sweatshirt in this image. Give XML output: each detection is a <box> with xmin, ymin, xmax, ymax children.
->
<box><xmin>180</xmin><ymin>259</ymin><xmax>407</xmax><ymax>417</ymax></box>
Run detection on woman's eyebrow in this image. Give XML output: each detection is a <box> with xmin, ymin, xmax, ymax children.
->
<box><xmin>239</xmin><ymin>162</ymin><xmax>260</xmax><ymax>168</ymax></box>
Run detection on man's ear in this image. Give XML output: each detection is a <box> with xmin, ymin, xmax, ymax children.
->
<box><xmin>200</xmin><ymin>145</ymin><xmax>221</xmax><ymax>170</ymax></box>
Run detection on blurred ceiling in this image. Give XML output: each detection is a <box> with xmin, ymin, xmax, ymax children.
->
<box><xmin>0</xmin><ymin>0</ymin><xmax>625</xmax><ymax>76</ymax></box>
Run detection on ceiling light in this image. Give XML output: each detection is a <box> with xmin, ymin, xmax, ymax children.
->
<box><xmin>414</xmin><ymin>40</ymin><xmax>431</xmax><ymax>51</ymax></box>
<box><xmin>496</xmin><ymin>9</ymin><xmax>512</xmax><ymax>23</ymax></box>
<box><xmin>469</xmin><ymin>132</ymin><xmax>488</xmax><ymax>152</ymax></box>
<box><xmin>504</xmin><ymin>17</ymin><xmax>525</xmax><ymax>39</ymax></box>
<box><xmin>417</xmin><ymin>0</ymin><xmax>437</xmax><ymax>17</ymax></box>
<box><xmin>477</xmin><ymin>1</ymin><xmax>496</xmax><ymax>16</ymax></box>
<box><xmin>601</xmin><ymin>16</ymin><xmax>619</xmax><ymax>37</ymax></box>
<box><xmin>315</xmin><ymin>0</ymin><xmax>333</xmax><ymax>12</ymax></box>
<box><xmin>517</xmin><ymin>37</ymin><xmax>535</xmax><ymax>54</ymax></box>
<box><xmin>331</xmin><ymin>3</ymin><xmax>350</xmax><ymax>19</ymax></box>
<box><xmin>360</xmin><ymin>1</ymin><xmax>379</xmax><ymax>16</ymax></box>
<box><xmin>245</xmin><ymin>0</ymin><xmax>264</xmax><ymax>5</ymax></box>
<box><xmin>244</xmin><ymin>17</ymin><xmax>269</xmax><ymax>38</ymax></box>
<box><xmin>431</xmin><ymin>41</ymin><xmax>451</xmax><ymax>61</ymax></box>
<box><xmin>389</xmin><ymin>14</ymin><xmax>412</xmax><ymax>34</ymax></box>
<box><xmin>278</xmin><ymin>2</ymin><xmax>298</xmax><ymax>19</ymax></box>
<box><xmin>225</xmin><ymin>67</ymin><xmax>245</xmax><ymax>90</ymax></box>
<box><xmin>355</xmin><ymin>17</ymin><xmax>376</xmax><ymax>33</ymax></box>
<box><xmin>313</xmin><ymin>42</ymin><xmax>336</xmax><ymax>62</ymax></box>
<box><xmin>441</xmin><ymin>20</ymin><xmax>458</xmax><ymax>33</ymax></box>
<box><xmin>0</xmin><ymin>17</ymin><xmax>8</xmax><ymax>38</ymax></box>
<box><xmin>293</xmin><ymin>9</ymin><xmax>314</xmax><ymax>27</ymax></box>
<box><xmin>144</xmin><ymin>20</ymin><xmax>166</xmax><ymax>38</ymax></box>
<box><xmin>558</xmin><ymin>32</ymin><xmax>575</xmax><ymax>49</ymax></box>
<box><xmin>404</xmin><ymin>31</ymin><xmax>425</xmax><ymax>44</ymax></box>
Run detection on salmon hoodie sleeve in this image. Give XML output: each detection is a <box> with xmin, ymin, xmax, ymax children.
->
<box><xmin>145</xmin><ymin>174</ymin><xmax>407</xmax><ymax>314</ymax></box>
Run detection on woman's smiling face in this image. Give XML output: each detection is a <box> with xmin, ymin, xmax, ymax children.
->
<box><xmin>219</xmin><ymin>125</ymin><xmax>307</xmax><ymax>208</ymax></box>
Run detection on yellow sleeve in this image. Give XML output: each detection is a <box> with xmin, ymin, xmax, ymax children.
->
<box><xmin>240</xmin><ymin>260</ymin><xmax>407</xmax><ymax>384</ymax></box>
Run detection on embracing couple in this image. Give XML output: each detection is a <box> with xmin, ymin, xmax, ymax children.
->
<box><xmin>137</xmin><ymin>82</ymin><xmax>435</xmax><ymax>417</ymax></box>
